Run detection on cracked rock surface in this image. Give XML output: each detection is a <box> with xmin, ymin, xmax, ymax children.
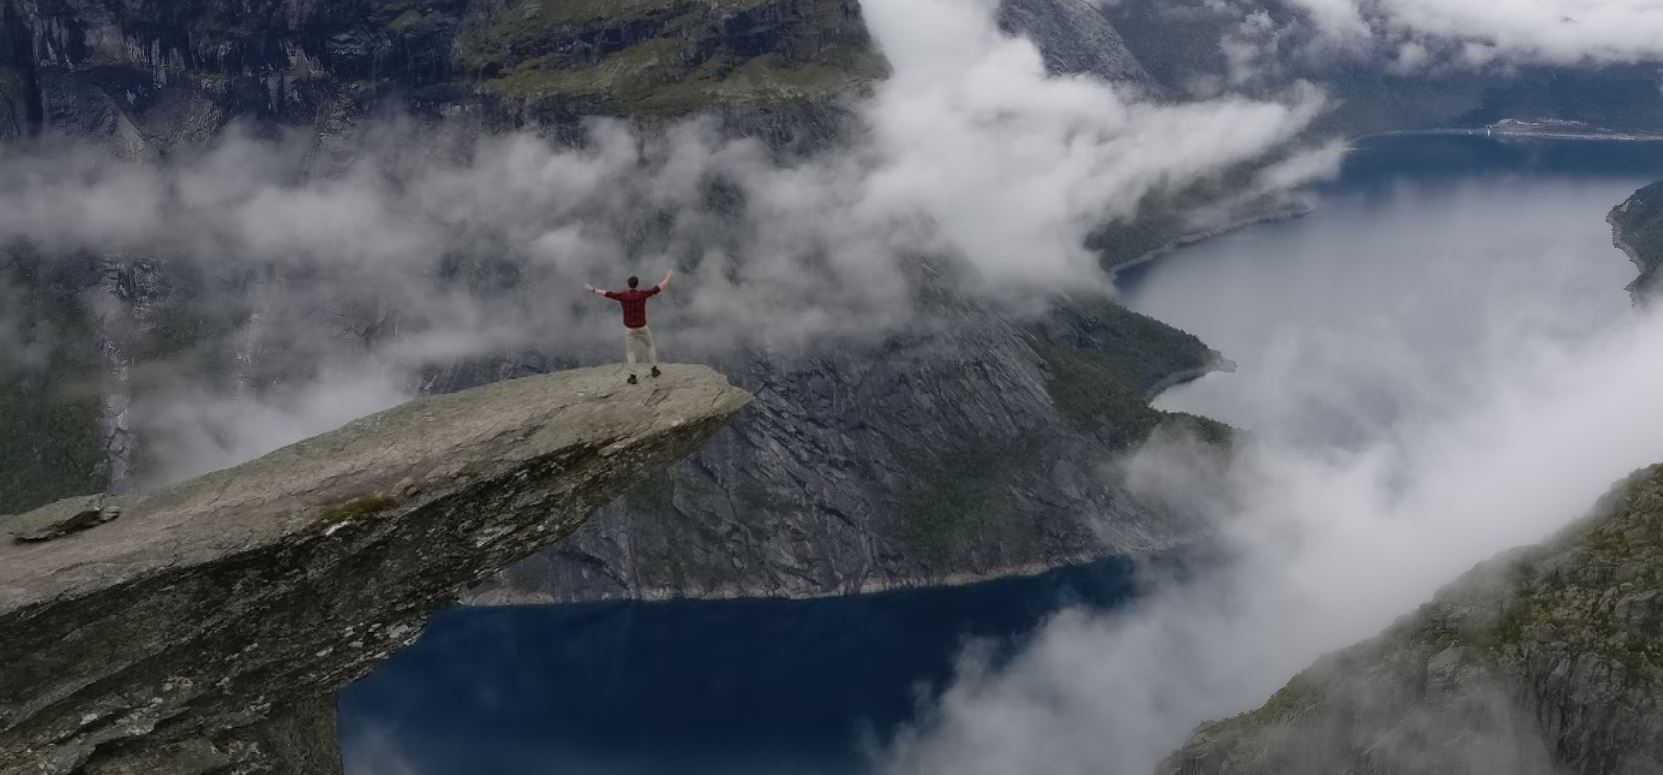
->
<box><xmin>0</xmin><ymin>364</ymin><xmax>749</xmax><ymax>775</ymax></box>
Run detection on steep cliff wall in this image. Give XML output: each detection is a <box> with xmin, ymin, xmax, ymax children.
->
<box><xmin>471</xmin><ymin>302</ymin><xmax>1224</xmax><ymax>603</ymax></box>
<box><xmin>1161</xmin><ymin>462</ymin><xmax>1663</xmax><ymax>775</ymax></box>
<box><xmin>0</xmin><ymin>364</ymin><xmax>749</xmax><ymax>774</ymax></box>
<box><xmin>0</xmin><ymin>0</ymin><xmax>883</xmax><ymax>152</ymax></box>
<box><xmin>1609</xmin><ymin>181</ymin><xmax>1663</xmax><ymax>303</ymax></box>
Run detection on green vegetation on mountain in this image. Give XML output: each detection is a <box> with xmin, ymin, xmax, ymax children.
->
<box><xmin>899</xmin><ymin>434</ymin><xmax>1054</xmax><ymax>564</ymax></box>
<box><xmin>1032</xmin><ymin>299</ymin><xmax>1232</xmax><ymax>446</ymax></box>
<box><xmin>1611</xmin><ymin>181</ymin><xmax>1663</xmax><ymax>299</ymax></box>
<box><xmin>0</xmin><ymin>244</ymin><xmax>104</xmax><ymax>514</ymax></box>
<box><xmin>456</xmin><ymin>0</ymin><xmax>887</xmax><ymax>112</ymax></box>
<box><xmin>1164</xmin><ymin>463</ymin><xmax>1663</xmax><ymax>775</ymax></box>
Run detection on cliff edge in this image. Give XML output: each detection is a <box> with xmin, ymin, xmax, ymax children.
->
<box><xmin>0</xmin><ymin>364</ymin><xmax>750</xmax><ymax>775</ymax></box>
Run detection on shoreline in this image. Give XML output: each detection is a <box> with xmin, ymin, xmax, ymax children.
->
<box><xmin>1609</xmin><ymin>209</ymin><xmax>1656</xmax><ymax>304</ymax></box>
<box><xmin>1361</xmin><ymin>126</ymin><xmax>1663</xmax><ymax>143</ymax></box>
<box><xmin>1104</xmin><ymin>197</ymin><xmax>1311</xmax><ymax>401</ymax></box>
<box><xmin>1142</xmin><ymin>354</ymin><xmax>1238</xmax><ymax>401</ymax></box>
<box><xmin>466</xmin><ymin>550</ymin><xmax>1134</xmax><ymax>606</ymax></box>
<box><xmin>1107</xmin><ymin>197</ymin><xmax>1316</xmax><ymax>282</ymax></box>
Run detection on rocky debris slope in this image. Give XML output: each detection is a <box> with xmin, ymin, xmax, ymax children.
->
<box><xmin>0</xmin><ymin>364</ymin><xmax>749</xmax><ymax>775</ymax></box>
<box><xmin>1609</xmin><ymin>181</ymin><xmax>1663</xmax><ymax>303</ymax></box>
<box><xmin>1161</xmin><ymin>462</ymin><xmax>1663</xmax><ymax>775</ymax></box>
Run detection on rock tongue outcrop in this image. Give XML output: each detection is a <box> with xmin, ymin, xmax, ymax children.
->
<box><xmin>0</xmin><ymin>364</ymin><xmax>750</xmax><ymax>775</ymax></box>
<box><xmin>1160</xmin><ymin>462</ymin><xmax>1663</xmax><ymax>775</ymax></box>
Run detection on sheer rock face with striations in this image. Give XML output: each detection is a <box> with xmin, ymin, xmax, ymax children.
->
<box><xmin>0</xmin><ymin>364</ymin><xmax>750</xmax><ymax>775</ymax></box>
<box><xmin>1160</xmin><ymin>462</ymin><xmax>1663</xmax><ymax>775</ymax></box>
<box><xmin>997</xmin><ymin>0</ymin><xmax>1155</xmax><ymax>87</ymax></box>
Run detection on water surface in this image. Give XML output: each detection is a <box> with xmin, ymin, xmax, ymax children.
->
<box><xmin>1119</xmin><ymin>135</ymin><xmax>1663</xmax><ymax>446</ymax></box>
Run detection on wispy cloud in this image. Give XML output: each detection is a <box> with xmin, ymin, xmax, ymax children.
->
<box><xmin>879</xmin><ymin>177</ymin><xmax>1663</xmax><ymax>774</ymax></box>
<box><xmin>0</xmin><ymin>0</ymin><xmax>1333</xmax><ymax>481</ymax></box>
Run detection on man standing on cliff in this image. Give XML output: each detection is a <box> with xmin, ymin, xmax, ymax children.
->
<box><xmin>585</xmin><ymin>271</ymin><xmax>672</xmax><ymax>384</ymax></box>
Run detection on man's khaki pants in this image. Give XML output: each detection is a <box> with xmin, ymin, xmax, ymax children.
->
<box><xmin>625</xmin><ymin>326</ymin><xmax>658</xmax><ymax>368</ymax></box>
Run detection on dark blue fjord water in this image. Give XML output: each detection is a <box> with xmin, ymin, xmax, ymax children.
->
<box><xmin>340</xmin><ymin>134</ymin><xmax>1663</xmax><ymax>775</ymax></box>
<box><xmin>339</xmin><ymin>558</ymin><xmax>1148</xmax><ymax>775</ymax></box>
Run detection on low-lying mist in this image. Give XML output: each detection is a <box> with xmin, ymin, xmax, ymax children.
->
<box><xmin>0</xmin><ymin>0</ymin><xmax>1331</xmax><ymax>485</ymax></box>
<box><xmin>879</xmin><ymin>166</ymin><xmax>1663</xmax><ymax>774</ymax></box>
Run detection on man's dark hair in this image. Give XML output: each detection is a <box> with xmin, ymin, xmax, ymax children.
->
<box><xmin>627</xmin><ymin>276</ymin><xmax>640</xmax><ymax>288</ymax></box>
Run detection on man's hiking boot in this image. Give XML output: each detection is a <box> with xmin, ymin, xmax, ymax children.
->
<box><xmin>651</xmin><ymin>366</ymin><xmax>662</xmax><ymax>378</ymax></box>
<box><xmin>627</xmin><ymin>374</ymin><xmax>639</xmax><ymax>385</ymax></box>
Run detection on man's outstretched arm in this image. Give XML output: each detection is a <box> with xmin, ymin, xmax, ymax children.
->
<box><xmin>583</xmin><ymin>283</ymin><xmax>610</xmax><ymax>297</ymax></box>
<box><xmin>656</xmin><ymin>270</ymin><xmax>673</xmax><ymax>291</ymax></box>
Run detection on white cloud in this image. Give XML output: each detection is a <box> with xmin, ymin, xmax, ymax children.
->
<box><xmin>0</xmin><ymin>0</ymin><xmax>1333</xmax><ymax>479</ymax></box>
<box><xmin>879</xmin><ymin>177</ymin><xmax>1663</xmax><ymax>773</ymax></box>
<box><xmin>1293</xmin><ymin>0</ymin><xmax>1663</xmax><ymax>66</ymax></box>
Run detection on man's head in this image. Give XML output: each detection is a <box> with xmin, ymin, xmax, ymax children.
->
<box><xmin>627</xmin><ymin>276</ymin><xmax>640</xmax><ymax>288</ymax></box>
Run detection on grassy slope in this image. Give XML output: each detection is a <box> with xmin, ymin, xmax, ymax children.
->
<box><xmin>454</xmin><ymin>0</ymin><xmax>888</xmax><ymax>113</ymax></box>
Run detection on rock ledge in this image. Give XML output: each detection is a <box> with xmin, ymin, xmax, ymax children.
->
<box><xmin>0</xmin><ymin>364</ymin><xmax>750</xmax><ymax>775</ymax></box>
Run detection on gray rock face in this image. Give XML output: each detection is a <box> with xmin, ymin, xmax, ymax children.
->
<box><xmin>1161</xmin><ymin>463</ymin><xmax>1663</xmax><ymax>775</ymax></box>
<box><xmin>471</xmin><ymin>308</ymin><xmax>1212</xmax><ymax>604</ymax></box>
<box><xmin>0</xmin><ymin>0</ymin><xmax>882</xmax><ymax>152</ymax></box>
<box><xmin>998</xmin><ymin>0</ymin><xmax>1155</xmax><ymax>87</ymax></box>
<box><xmin>0</xmin><ymin>364</ymin><xmax>750</xmax><ymax>774</ymax></box>
<box><xmin>1609</xmin><ymin>181</ymin><xmax>1663</xmax><ymax>303</ymax></box>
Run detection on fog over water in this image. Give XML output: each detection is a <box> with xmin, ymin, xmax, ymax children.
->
<box><xmin>343</xmin><ymin>136</ymin><xmax>1663</xmax><ymax>775</ymax></box>
<box><xmin>879</xmin><ymin>136</ymin><xmax>1663</xmax><ymax>775</ymax></box>
<box><xmin>1122</xmin><ymin>141</ymin><xmax>1649</xmax><ymax>448</ymax></box>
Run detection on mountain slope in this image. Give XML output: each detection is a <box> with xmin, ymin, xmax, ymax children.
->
<box><xmin>1161</xmin><ymin>462</ymin><xmax>1663</xmax><ymax>775</ymax></box>
<box><xmin>1610</xmin><ymin>181</ymin><xmax>1663</xmax><ymax>302</ymax></box>
<box><xmin>472</xmin><ymin>301</ymin><xmax>1227</xmax><ymax>603</ymax></box>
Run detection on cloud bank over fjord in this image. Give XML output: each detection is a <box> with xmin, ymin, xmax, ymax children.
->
<box><xmin>879</xmin><ymin>174</ymin><xmax>1663</xmax><ymax>774</ymax></box>
<box><xmin>1195</xmin><ymin>0</ymin><xmax>1663</xmax><ymax>72</ymax></box>
<box><xmin>1</xmin><ymin>0</ymin><xmax>1333</xmax><ymax>480</ymax></box>
<box><xmin>1302</xmin><ymin>0</ymin><xmax>1663</xmax><ymax>67</ymax></box>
